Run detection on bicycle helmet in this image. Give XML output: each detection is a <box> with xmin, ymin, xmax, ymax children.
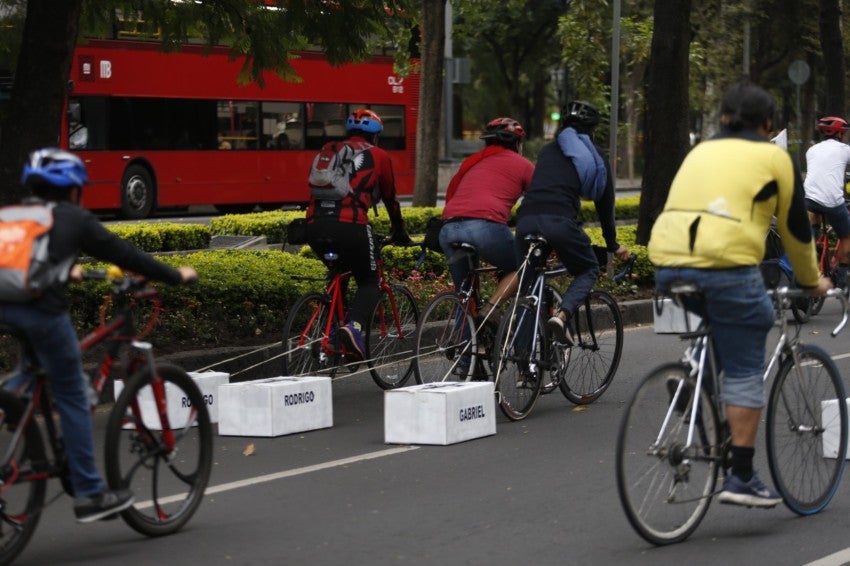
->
<box><xmin>346</xmin><ymin>108</ymin><xmax>384</xmax><ymax>134</ymax></box>
<box><xmin>479</xmin><ymin>117</ymin><xmax>526</xmax><ymax>145</ymax></box>
<box><xmin>563</xmin><ymin>100</ymin><xmax>601</xmax><ymax>130</ymax></box>
<box><xmin>816</xmin><ymin>116</ymin><xmax>849</xmax><ymax>137</ymax></box>
<box><xmin>21</xmin><ymin>148</ymin><xmax>88</xmax><ymax>188</ymax></box>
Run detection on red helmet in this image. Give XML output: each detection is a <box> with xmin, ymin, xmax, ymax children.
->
<box><xmin>480</xmin><ymin>117</ymin><xmax>526</xmax><ymax>145</ymax></box>
<box><xmin>816</xmin><ymin>116</ymin><xmax>849</xmax><ymax>137</ymax></box>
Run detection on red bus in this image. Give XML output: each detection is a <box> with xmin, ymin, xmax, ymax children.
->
<box><xmin>64</xmin><ymin>39</ymin><xmax>420</xmax><ymax>218</ymax></box>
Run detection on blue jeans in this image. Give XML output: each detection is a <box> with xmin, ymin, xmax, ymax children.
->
<box><xmin>515</xmin><ymin>214</ymin><xmax>599</xmax><ymax>315</ymax></box>
<box><xmin>439</xmin><ymin>219</ymin><xmax>518</xmax><ymax>292</ymax></box>
<box><xmin>0</xmin><ymin>305</ymin><xmax>104</xmax><ymax>498</ymax></box>
<box><xmin>655</xmin><ymin>266</ymin><xmax>775</xmax><ymax>408</ymax></box>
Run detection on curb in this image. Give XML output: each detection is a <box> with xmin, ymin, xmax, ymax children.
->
<box><xmin>161</xmin><ymin>299</ymin><xmax>657</xmax><ymax>382</ymax></box>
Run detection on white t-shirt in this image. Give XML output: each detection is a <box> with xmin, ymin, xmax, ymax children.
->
<box><xmin>804</xmin><ymin>138</ymin><xmax>850</xmax><ymax>207</ymax></box>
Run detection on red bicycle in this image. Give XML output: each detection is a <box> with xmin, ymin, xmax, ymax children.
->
<box><xmin>0</xmin><ymin>269</ymin><xmax>213</xmax><ymax>564</ymax></box>
<box><xmin>811</xmin><ymin>208</ymin><xmax>848</xmax><ymax>315</ymax></box>
<box><xmin>281</xmin><ymin>234</ymin><xmax>420</xmax><ymax>389</ymax></box>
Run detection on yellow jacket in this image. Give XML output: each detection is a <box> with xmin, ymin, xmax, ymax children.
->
<box><xmin>648</xmin><ymin>131</ymin><xmax>819</xmax><ymax>288</ymax></box>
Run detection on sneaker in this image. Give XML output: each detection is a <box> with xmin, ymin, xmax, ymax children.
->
<box><xmin>340</xmin><ymin>321</ymin><xmax>366</xmax><ymax>360</ymax></box>
<box><xmin>516</xmin><ymin>366</ymin><xmax>537</xmax><ymax>389</ymax></box>
<box><xmin>547</xmin><ymin>316</ymin><xmax>575</xmax><ymax>346</ymax></box>
<box><xmin>74</xmin><ymin>489</ymin><xmax>135</xmax><ymax>523</ymax></box>
<box><xmin>717</xmin><ymin>473</ymin><xmax>782</xmax><ymax>508</ymax></box>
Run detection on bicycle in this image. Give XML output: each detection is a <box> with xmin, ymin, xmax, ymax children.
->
<box><xmin>810</xmin><ymin>207</ymin><xmax>849</xmax><ymax>315</ymax></box>
<box><xmin>616</xmin><ymin>284</ymin><xmax>848</xmax><ymax>546</ymax></box>
<box><xmin>0</xmin><ymin>269</ymin><xmax>213</xmax><ymax>564</ymax></box>
<box><xmin>281</xmin><ymin>234</ymin><xmax>420</xmax><ymax>389</ymax></box>
<box><xmin>762</xmin><ymin>223</ymin><xmax>815</xmax><ymax>323</ymax></box>
<box><xmin>492</xmin><ymin>236</ymin><xmax>631</xmax><ymax>420</ymax></box>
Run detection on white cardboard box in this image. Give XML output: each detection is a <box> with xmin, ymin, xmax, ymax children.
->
<box><xmin>217</xmin><ymin>375</ymin><xmax>333</xmax><ymax>437</ymax></box>
<box><xmin>384</xmin><ymin>381</ymin><xmax>496</xmax><ymax>445</ymax></box>
<box><xmin>114</xmin><ymin>370</ymin><xmax>229</xmax><ymax>429</ymax></box>
<box><xmin>653</xmin><ymin>298</ymin><xmax>702</xmax><ymax>334</ymax></box>
<box><xmin>821</xmin><ymin>398</ymin><xmax>850</xmax><ymax>459</ymax></box>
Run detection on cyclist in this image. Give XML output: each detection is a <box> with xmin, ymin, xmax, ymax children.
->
<box><xmin>803</xmin><ymin>115</ymin><xmax>850</xmax><ymax>289</ymax></box>
<box><xmin>439</xmin><ymin>117</ymin><xmax>534</xmax><ymax>322</ymax></box>
<box><xmin>648</xmin><ymin>81</ymin><xmax>831</xmax><ymax>508</ymax></box>
<box><xmin>514</xmin><ymin>100</ymin><xmax>629</xmax><ymax>346</ymax></box>
<box><xmin>0</xmin><ymin>148</ymin><xmax>197</xmax><ymax>523</ymax></box>
<box><xmin>304</xmin><ymin>108</ymin><xmax>412</xmax><ymax>359</ymax></box>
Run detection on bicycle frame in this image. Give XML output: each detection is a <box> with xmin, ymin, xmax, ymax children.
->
<box><xmin>0</xmin><ymin>274</ymin><xmax>177</xmax><ymax>492</ymax></box>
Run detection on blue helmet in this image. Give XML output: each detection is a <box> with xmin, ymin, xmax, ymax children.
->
<box><xmin>21</xmin><ymin>148</ymin><xmax>88</xmax><ymax>189</ymax></box>
<box><xmin>346</xmin><ymin>108</ymin><xmax>384</xmax><ymax>134</ymax></box>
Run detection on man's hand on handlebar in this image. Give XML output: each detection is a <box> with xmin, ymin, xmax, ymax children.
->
<box><xmin>807</xmin><ymin>276</ymin><xmax>834</xmax><ymax>297</ymax></box>
<box><xmin>178</xmin><ymin>266</ymin><xmax>198</xmax><ymax>284</ymax></box>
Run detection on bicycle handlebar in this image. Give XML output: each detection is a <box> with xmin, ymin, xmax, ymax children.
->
<box><xmin>768</xmin><ymin>286</ymin><xmax>849</xmax><ymax>337</ymax></box>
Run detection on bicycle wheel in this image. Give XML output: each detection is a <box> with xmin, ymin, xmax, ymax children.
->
<box><xmin>616</xmin><ymin>364</ymin><xmax>720</xmax><ymax>545</ymax></box>
<box><xmin>105</xmin><ymin>363</ymin><xmax>213</xmax><ymax>537</ymax></box>
<box><xmin>413</xmin><ymin>292</ymin><xmax>478</xmax><ymax>384</ymax></box>
<box><xmin>367</xmin><ymin>284</ymin><xmax>419</xmax><ymax>389</ymax></box>
<box><xmin>558</xmin><ymin>290</ymin><xmax>623</xmax><ymax>404</ymax></box>
<box><xmin>766</xmin><ymin>344</ymin><xmax>847</xmax><ymax>515</ymax></box>
<box><xmin>540</xmin><ymin>284</ymin><xmax>562</xmax><ymax>395</ymax></box>
<box><xmin>282</xmin><ymin>292</ymin><xmax>340</xmax><ymax>377</ymax></box>
<box><xmin>0</xmin><ymin>391</ymin><xmax>46</xmax><ymax>565</ymax></box>
<box><xmin>493</xmin><ymin>298</ymin><xmax>544</xmax><ymax>421</ymax></box>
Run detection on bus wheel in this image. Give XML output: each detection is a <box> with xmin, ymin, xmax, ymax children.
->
<box><xmin>120</xmin><ymin>165</ymin><xmax>155</xmax><ymax>219</ymax></box>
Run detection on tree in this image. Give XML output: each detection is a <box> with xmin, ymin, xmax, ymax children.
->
<box><xmin>817</xmin><ymin>0</ymin><xmax>844</xmax><ymax>116</ymax></box>
<box><xmin>635</xmin><ymin>0</ymin><xmax>692</xmax><ymax>245</ymax></box>
<box><xmin>411</xmin><ymin>0</ymin><xmax>445</xmax><ymax>207</ymax></box>
<box><xmin>452</xmin><ymin>0</ymin><xmax>566</xmax><ymax>137</ymax></box>
<box><xmin>0</xmin><ymin>0</ymin><xmax>418</xmax><ymax>204</ymax></box>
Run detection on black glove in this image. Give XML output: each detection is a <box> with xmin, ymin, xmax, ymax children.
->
<box><xmin>390</xmin><ymin>229</ymin><xmax>413</xmax><ymax>246</ymax></box>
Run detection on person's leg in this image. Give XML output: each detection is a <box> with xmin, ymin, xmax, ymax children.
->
<box><xmin>699</xmin><ymin>267</ymin><xmax>781</xmax><ymax>507</ymax></box>
<box><xmin>823</xmin><ymin>203</ymin><xmax>850</xmax><ymax>287</ymax></box>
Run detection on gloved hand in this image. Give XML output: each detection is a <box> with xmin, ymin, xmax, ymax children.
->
<box><xmin>390</xmin><ymin>229</ymin><xmax>414</xmax><ymax>246</ymax></box>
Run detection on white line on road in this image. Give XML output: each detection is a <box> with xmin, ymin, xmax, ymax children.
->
<box><xmin>136</xmin><ymin>445</ymin><xmax>420</xmax><ymax>509</ymax></box>
<box><xmin>803</xmin><ymin>547</ymin><xmax>850</xmax><ymax>566</ymax></box>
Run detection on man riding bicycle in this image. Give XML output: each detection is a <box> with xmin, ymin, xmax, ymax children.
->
<box><xmin>304</xmin><ymin>108</ymin><xmax>412</xmax><ymax>360</ymax></box>
<box><xmin>1</xmin><ymin>148</ymin><xmax>197</xmax><ymax>523</ymax></box>
<box><xmin>804</xmin><ymin>115</ymin><xmax>850</xmax><ymax>289</ymax></box>
<box><xmin>439</xmin><ymin>117</ymin><xmax>534</xmax><ymax>323</ymax></box>
<box><xmin>649</xmin><ymin>81</ymin><xmax>831</xmax><ymax>508</ymax></box>
<box><xmin>514</xmin><ymin>100</ymin><xmax>629</xmax><ymax>346</ymax></box>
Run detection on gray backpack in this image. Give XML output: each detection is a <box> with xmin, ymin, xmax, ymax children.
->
<box><xmin>308</xmin><ymin>141</ymin><xmax>367</xmax><ymax>200</ymax></box>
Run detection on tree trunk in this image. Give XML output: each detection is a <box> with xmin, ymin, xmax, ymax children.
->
<box><xmin>0</xmin><ymin>0</ymin><xmax>83</xmax><ymax>205</ymax></box>
<box><xmin>635</xmin><ymin>0</ymin><xmax>692</xmax><ymax>245</ymax></box>
<box><xmin>412</xmin><ymin>0</ymin><xmax>446</xmax><ymax>207</ymax></box>
<box><xmin>818</xmin><ymin>0</ymin><xmax>844</xmax><ymax>117</ymax></box>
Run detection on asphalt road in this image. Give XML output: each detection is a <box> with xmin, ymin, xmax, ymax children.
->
<box><xmin>14</xmin><ymin>299</ymin><xmax>850</xmax><ymax>566</ymax></box>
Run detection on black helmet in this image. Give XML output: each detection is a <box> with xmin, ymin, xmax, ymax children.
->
<box><xmin>562</xmin><ymin>100</ymin><xmax>601</xmax><ymax>130</ymax></box>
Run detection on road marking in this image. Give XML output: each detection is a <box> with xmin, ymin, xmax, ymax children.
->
<box><xmin>803</xmin><ymin>547</ymin><xmax>850</xmax><ymax>566</ymax></box>
<box><xmin>135</xmin><ymin>445</ymin><xmax>420</xmax><ymax>509</ymax></box>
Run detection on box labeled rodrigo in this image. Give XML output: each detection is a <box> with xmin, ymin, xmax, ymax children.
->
<box><xmin>113</xmin><ymin>370</ymin><xmax>229</xmax><ymax>429</ymax></box>
<box><xmin>217</xmin><ymin>375</ymin><xmax>332</xmax><ymax>437</ymax></box>
<box><xmin>384</xmin><ymin>381</ymin><xmax>496</xmax><ymax>445</ymax></box>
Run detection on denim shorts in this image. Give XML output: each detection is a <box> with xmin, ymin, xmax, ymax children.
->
<box><xmin>655</xmin><ymin>266</ymin><xmax>775</xmax><ymax>408</ymax></box>
<box><xmin>439</xmin><ymin>219</ymin><xmax>518</xmax><ymax>291</ymax></box>
<box><xmin>806</xmin><ymin>198</ymin><xmax>850</xmax><ymax>239</ymax></box>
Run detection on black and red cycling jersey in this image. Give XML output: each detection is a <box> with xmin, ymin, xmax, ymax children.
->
<box><xmin>306</xmin><ymin>135</ymin><xmax>405</xmax><ymax>233</ymax></box>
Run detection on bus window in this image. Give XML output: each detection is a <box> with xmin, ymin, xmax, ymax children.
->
<box><xmin>217</xmin><ymin>100</ymin><xmax>259</xmax><ymax>150</ymax></box>
<box><xmin>260</xmin><ymin>101</ymin><xmax>303</xmax><ymax>150</ymax></box>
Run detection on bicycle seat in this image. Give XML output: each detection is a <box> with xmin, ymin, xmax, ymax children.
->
<box><xmin>523</xmin><ymin>233</ymin><xmax>548</xmax><ymax>246</ymax></box>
